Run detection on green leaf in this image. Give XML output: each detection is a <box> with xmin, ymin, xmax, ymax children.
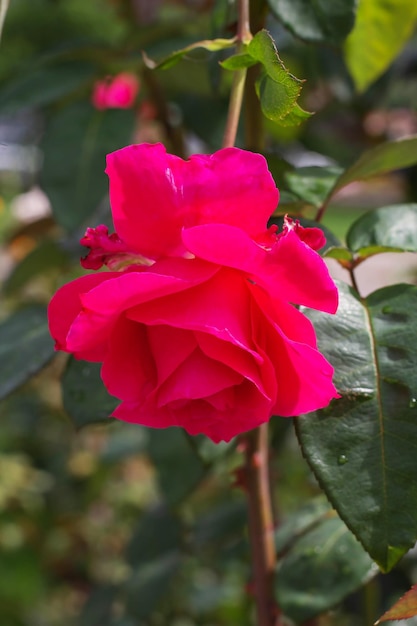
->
<box><xmin>193</xmin><ymin>500</ymin><xmax>247</xmax><ymax>550</ymax></box>
<box><xmin>296</xmin><ymin>281</ymin><xmax>417</xmax><ymax>571</ymax></box>
<box><xmin>78</xmin><ymin>585</ymin><xmax>118</xmax><ymax>626</ymax></box>
<box><xmin>3</xmin><ymin>239</ymin><xmax>70</xmax><ymax>295</ymax></box>
<box><xmin>248</xmin><ymin>30</ymin><xmax>311</xmax><ymax>125</ymax></box>
<box><xmin>346</xmin><ymin>204</ymin><xmax>417</xmax><ymax>252</ymax></box>
<box><xmin>0</xmin><ymin>63</ymin><xmax>95</xmax><ymax>114</ymax></box>
<box><xmin>41</xmin><ymin>102</ymin><xmax>135</xmax><ymax>232</ymax></box>
<box><xmin>276</xmin><ymin>514</ymin><xmax>377</xmax><ymax>623</ymax></box>
<box><xmin>268</xmin><ymin>0</ymin><xmax>357</xmax><ymax>45</ymax></box>
<box><xmin>323</xmin><ymin>247</ymin><xmax>354</xmax><ymax>262</ymax></box>
<box><xmin>0</xmin><ymin>305</ymin><xmax>54</xmax><ymax>400</ymax></box>
<box><xmin>344</xmin><ymin>0</ymin><xmax>417</xmax><ymax>92</ymax></box>
<box><xmin>147</xmin><ymin>429</ymin><xmax>206</xmax><ymax>506</ymax></box>
<box><xmin>126</xmin><ymin>553</ymin><xmax>181</xmax><ymax>620</ymax></box>
<box><xmin>285</xmin><ymin>166</ymin><xmax>343</xmax><ymax>207</ymax></box>
<box><xmin>127</xmin><ymin>505</ymin><xmax>183</xmax><ymax>566</ymax></box>
<box><xmin>220</xmin><ymin>52</ymin><xmax>257</xmax><ymax>70</ymax></box>
<box><xmin>145</xmin><ymin>37</ymin><xmax>236</xmax><ymax>70</ymax></box>
<box><xmin>332</xmin><ymin>136</ymin><xmax>417</xmax><ymax>195</ymax></box>
<box><xmin>62</xmin><ymin>358</ymin><xmax>117</xmax><ymax>428</ymax></box>
<box><xmin>274</xmin><ymin>497</ymin><xmax>331</xmax><ymax>555</ymax></box>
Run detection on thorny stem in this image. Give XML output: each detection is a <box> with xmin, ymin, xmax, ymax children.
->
<box><xmin>224</xmin><ymin>2</ymin><xmax>278</xmax><ymax>625</ymax></box>
<box><xmin>222</xmin><ymin>0</ymin><xmax>251</xmax><ymax>148</ymax></box>
<box><xmin>243</xmin><ymin>424</ymin><xmax>278</xmax><ymax>626</ymax></box>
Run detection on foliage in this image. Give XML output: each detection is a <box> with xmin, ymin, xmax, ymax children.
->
<box><xmin>1</xmin><ymin>0</ymin><xmax>417</xmax><ymax>625</ymax></box>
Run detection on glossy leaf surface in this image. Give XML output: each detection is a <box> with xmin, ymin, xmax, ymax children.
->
<box><xmin>268</xmin><ymin>0</ymin><xmax>357</xmax><ymax>44</ymax></box>
<box><xmin>297</xmin><ymin>281</ymin><xmax>417</xmax><ymax>571</ymax></box>
<box><xmin>346</xmin><ymin>204</ymin><xmax>417</xmax><ymax>252</ymax></box>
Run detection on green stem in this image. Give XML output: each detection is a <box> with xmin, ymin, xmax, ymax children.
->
<box><xmin>222</xmin><ymin>0</ymin><xmax>251</xmax><ymax>148</ymax></box>
<box><xmin>243</xmin><ymin>424</ymin><xmax>278</xmax><ymax>626</ymax></box>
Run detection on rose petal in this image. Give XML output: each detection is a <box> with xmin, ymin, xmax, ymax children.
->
<box><xmin>48</xmin><ymin>272</ymin><xmax>119</xmax><ymax>359</ymax></box>
<box><xmin>106</xmin><ymin>143</ymin><xmax>278</xmax><ymax>259</ymax></box>
<box><xmin>268</xmin><ymin>229</ymin><xmax>338</xmax><ymax>313</ymax></box>
<box><xmin>182</xmin><ymin>223</ymin><xmax>337</xmax><ymax>314</ymax></box>
<box><xmin>252</xmin><ymin>307</ymin><xmax>338</xmax><ymax>416</ymax></box>
<box><xmin>67</xmin><ymin>258</ymin><xmax>217</xmax><ymax>353</ymax></box>
<box><xmin>101</xmin><ymin>317</ymin><xmax>156</xmax><ymax>402</ymax></box>
<box><xmin>147</xmin><ymin>325</ymin><xmax>197</xmax><ymax>386</ymax></box>
<box><xmin>156</xmin><ymin>347</ymin><xmax>242</xmax><ymax>407</ymax></box>
<box><xmin>127</xmin><ymin>268</ymin><xmax>259</xmax><ymax>359</ymax></box>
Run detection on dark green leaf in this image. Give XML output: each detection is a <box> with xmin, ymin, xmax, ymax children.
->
<box><xmin>268</xmin><ymin>0</ymin><xmax>357</xmax><ymax>45</ymax></box>
<box><xmin>332</xmin><ymin>137</ymin><xmax>417</xmax><ymax>195</ymax></box>
<box><xmin>79</xmin><ymin>585</ymin><xmax>118</xmax><ymax>626</ymax></box>
<box><xmin>0</xmin><ymin>304</ymin><xmax>54</xmax><ymax>400</ymax></box>
<box><xmin>62</xmin><ymin>358</ymin><xmax>117</xmax><ymax>428</ymax></box>
<box><xmin>127</xmin><ymin>505</ymin><xmax>183</xmax><ymax>566</ymax></box>
<box><xmin>147</xmin><ymin>429</ymin><xmax>206</xmax><ymax>506</ymax></box>
<box><xmin>0</xmin><ymin>63</ymin><xmax>94</xmax><ymax>113</ymax></box>
<box><xmin>3</xmin><ymin>239</ymin><xmax>70</xmax><ymax>295</ymax></box>
<box><xmin>297</xmin><ymin>281</ymin><xmax>417</xmax><ymax>571</ymax></box>
<box><xmin>126</xmin><ymin>553</ymin><xmax>181</xmax><ymax>619</ymax></box>
<box><xmin>275</xmin><ymin>497</ymin><xmax>331</xmax><ymax>555</ymax></box>
<box><xmin>193</xmin><ymin>499</ymin><xmax>247</xmax><ymax>550</ymax></box>
<box><xmin>285</xmin><ymin>166</ymin><xmax>343</xmax><ymax>207</ymax></box>
<box><xmin>276</xmin><ymin>515</ymin><xmax>377</xmax><ymax>623</ymax></box>
<box><xmin>344</xmin><ymin>0</ymin><xmax>417</xmax><ymax>92</ymax></box>
<box><xmin>41</xmin><ymin>102</ymin><xmax>135</xmax><ymax>232</ymax></box>
<box><xmin>100</xmin><ymin>425</ymin><xmax>147</xmax><ymax>463</ymax></box>
<box><xmin>346</xmin><ymin>204</ymin><xmax>417</xmax><ymax>252</ymax></box>
<box><xmin>0</xmin><ymin>0</ymin><xmax>10</xmax><ymax>41</ymax></box>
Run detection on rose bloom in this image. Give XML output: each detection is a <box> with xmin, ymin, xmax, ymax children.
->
<box><xmin>91</xmin><ymin>73</ymin><xmax>139</xmax><ymax>110</ymax></box>
<box><xmin>48</xmin><ymin>144</ymin><xmax>338</xmax><ymax>442</ymax></box>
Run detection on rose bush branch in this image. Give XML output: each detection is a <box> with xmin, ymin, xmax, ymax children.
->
<box><xmin>222</xmin><ymin>0</ymin><xmax>252</xmax><ymax>148</ymax></box>
<box><xmin>243</xmin><ymin>424</ymin><xmax>278</xmax><ymax>626</ymax></box>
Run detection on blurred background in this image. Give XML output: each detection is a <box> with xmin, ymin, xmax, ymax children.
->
<box><xmin>1</xmin><ymin>1</ymin><xmax>417</xmax><ymax>625</ymax></box>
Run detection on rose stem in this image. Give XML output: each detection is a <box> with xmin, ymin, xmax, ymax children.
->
<box><xmin>222</xmin><ymin>0</ymin><xmax>251</xmax><ymax>148</ymax></box>
<box><xmin>243</xmin><ymin>424</ymin><xmax>278</xmax><ymax>626</ymax></box>
<box><xmin>222</xmin><ymin>3</ymin><xmax>278</xmax><ymax>623</ymax></box>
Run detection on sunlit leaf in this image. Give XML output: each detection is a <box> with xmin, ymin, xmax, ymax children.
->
<box><xmin>248</xmin><ymin>30</ymin><xmax>311</xmax><ymax>125</ymax></box>
<box><xmin>268</xmin><ymin>0</ymin><xmax>357</xmax><ymax>45</ymax></box>
<box><xmin>344</xmin><ymin>0</ymin><xmax>417</xmax><ymax>92</ymax></box>
<box><xmin>145</xmin><ymin>37</ymin><xmax>236</xmax><ymax>70</ymax></box>
<box><xmin>0</xmin><ymin>0</ymin><xmax>10</xmax><ymax>42</ymax></box>
<box><xmin>297</xmin><ymin>281</ymin><xmax>417</xmax><ymax>571</ymax></box>
<box><xmin>0</xmin><ymin>305</ymin><xmax>54</xmax><ymax>400</ymax></box>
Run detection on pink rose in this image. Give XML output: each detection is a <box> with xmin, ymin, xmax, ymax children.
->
<box><xmin>48</xmin><ymin>143</ymin><xmax>338</xmax><ymax>442</ymax></box>
<box><xmin>91</xmin><ymin>73</ymin><xmax>139</xmax><ymax>110</ymax></box>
